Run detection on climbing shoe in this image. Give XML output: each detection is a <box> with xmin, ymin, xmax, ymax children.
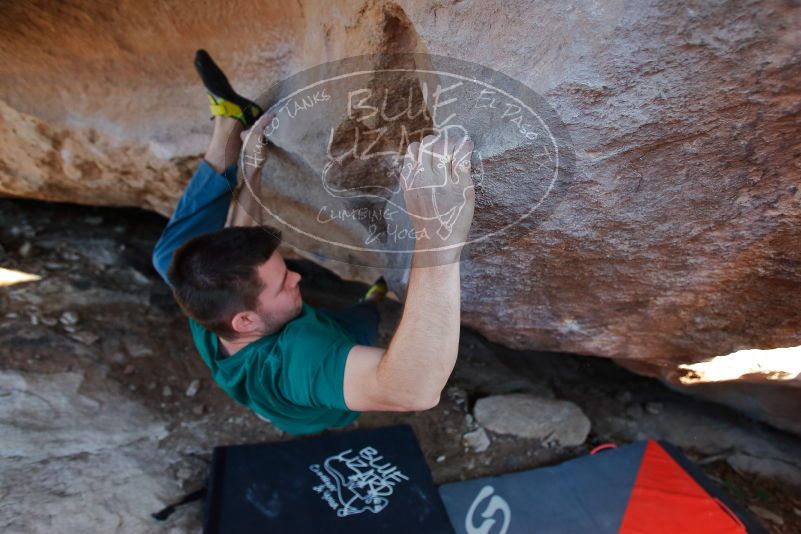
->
<box><xmin>360</xmin><ymin>277</ymin><xmax>388</xmax><ymax>303</ymax></box>
<box><xmin>194</xmin><ymin>49</ymin><xmax>263</xmax><ymax>128</ymax></box>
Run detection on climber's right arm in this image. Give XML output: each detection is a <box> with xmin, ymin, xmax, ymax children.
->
<box><xmin>343</xmin><ymin>261</ymin><xmax>462</xmax><ymax>412</ymax></box>
<box><xmin>342</xmin><ymin>133</ymin><xmax>475</xmax><ymax>412</ymax></box>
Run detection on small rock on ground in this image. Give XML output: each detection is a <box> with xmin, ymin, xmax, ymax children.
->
<box><xmin>463</xmin><ymin>427</ymin><xmax>491</xmax><ymax>453</ymax></box>
<box><xmin>185</xmin><ymin>379</ymin><xmax>200</xmax><ymax>398</ymax></box>
<box><xmin>474</xmin><ymin>393</ymin><xmax>591</xmax><ymax>447</ymax></box>
<box><xmin>645</xmin><ymin>401</ymin><xmax>663</xmax><ymax>415</ymax></box>
<box><xmin>59</xmin><ymin>311</ymin><xmax>79</xmax><ymax>326</ymax></box>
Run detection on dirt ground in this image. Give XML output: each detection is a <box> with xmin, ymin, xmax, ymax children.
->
<box><xmin>1</xmin><ymin>197</ymin><xmax>800</xmax><ymax>533</ymax></box>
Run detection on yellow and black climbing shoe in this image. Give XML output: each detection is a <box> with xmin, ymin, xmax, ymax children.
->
<box><xmin>194</xmin><ymin>49</ymin><xmax>263</xmax><ymax>128</ymax></box>
<box><xmin>360</xmin><ymin>277</ymin><xmax>388</xmax><ymax>303</ymax></box>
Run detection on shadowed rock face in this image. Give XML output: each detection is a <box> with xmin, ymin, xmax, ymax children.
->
<box><xmin>1</xmin><ymin>1</ymin><xmax>800</xmax><ymax>393</ymax></box>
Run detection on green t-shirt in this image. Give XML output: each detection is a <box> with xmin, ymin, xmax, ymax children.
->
<box><xmin>188</xmin><ymin>303</ymin><xmax>361</xmax><ymax>435</ymax></box>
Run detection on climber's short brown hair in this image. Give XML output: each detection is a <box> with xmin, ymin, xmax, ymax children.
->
<box><xmin>167</xmin><ymin>226</ymin><xmax>282</xmax><ymax>338</ymax></box>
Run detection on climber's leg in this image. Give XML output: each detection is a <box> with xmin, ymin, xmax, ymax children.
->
<box><xmin>316</xmin><ymin>278</ymin><xmax>387</xmax><ymax>346</ymax></box>
<box><xmin>151</xmin><ymin>51</ymin><xmax>267</xmax><ymax>284</ymax></box>
<box><xmin>150</xmin><ymin>117</ymin><xmax>242</xmax><ymax>285</ymax></box>
<box><xmin>320</xmin><ymin>300</ymin><xmax>381</xmax><ymax>347</ymax></box>
<box><xmin>194</xmin><ymin>49</ymin><xmax>263</xmax><ymax>129</ymax></box>
<box><xmin>193</xmin><ymin>49</ymin><xmax>265</xmax><ymax>228</ymax></box>
<box><xmin>223</xmin><ymin>122</ymin><xmax>265</xmax><ymax>228</ymax></box>
<box><xmin>361</xmin><ymin>277</ymin><xmax>388</xmax><ymax>303</ymax></box>
<box><xmin>204</xmin><ymin>116</ymin><xmax>243</xmax><ymax>174</ymax></box>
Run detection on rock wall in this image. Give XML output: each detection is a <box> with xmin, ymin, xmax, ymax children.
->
<box><xmin>1</xmin><ymin>1</ymin><xmax>800</xmax><ymax>390</ymax></box>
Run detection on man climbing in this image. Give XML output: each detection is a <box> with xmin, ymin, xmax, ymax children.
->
<box><xmin>152</xmin><ymin>50</ymin><xmax>475</xmax><ymax>435</ymax></box>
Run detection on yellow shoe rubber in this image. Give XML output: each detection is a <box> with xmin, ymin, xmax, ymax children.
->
<box><xmin>207</xmin><ymin>95</ymin><xmax>261</xmax><ymax>127</ymax></box>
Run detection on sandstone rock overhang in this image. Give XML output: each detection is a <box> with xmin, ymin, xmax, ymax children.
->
<box><xmin>0</xmin><ymin>1</ymin><xmax>799</xmax><ymax>406</ymax></box>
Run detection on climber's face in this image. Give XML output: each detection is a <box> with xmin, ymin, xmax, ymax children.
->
<box><xmin>228</xmin><ymin>251</ymin><xmax>303</xmax><ymax>336</ymax></box>
<box><xmin>254</xmin><ymin>252</ymin><xmax>304</xmax><ymax>331</ymax></box>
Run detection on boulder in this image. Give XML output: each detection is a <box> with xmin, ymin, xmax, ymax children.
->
<box><xmin>0</xmin><ymin>371</ymin><xmax>178</xmax><ymax>532</ymax></box>
<box><xmin>0</xmin><ymin>1</ymin><xmax>799</xmax><ymax>399</ymax></box>
<box><xmin>473</xmin><ymin>393</ymin><xmax>591</xmax><ymax>446</ymax></box>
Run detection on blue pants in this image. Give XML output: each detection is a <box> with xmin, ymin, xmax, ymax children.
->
<box><xmin>152</xmin><ymin>160</ymin><xmax>380</xmax><ymax>346</ymax></box>
<box><xmin>321</xmin><ymin>301</ymin><xmax>381</xmax><ymax>347</ymax></box>
<box><xmin>152</xmin><ymin>160</ymin><xmax>238</xmax><ymax>285</ymax></box>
